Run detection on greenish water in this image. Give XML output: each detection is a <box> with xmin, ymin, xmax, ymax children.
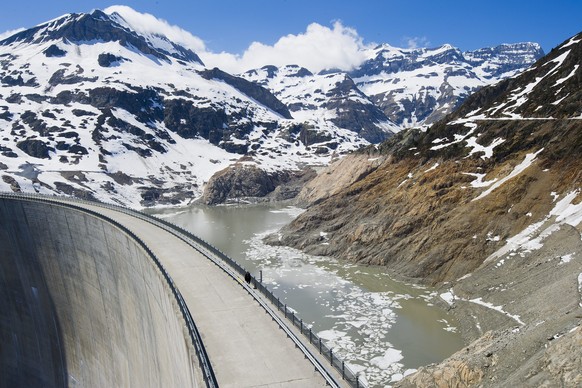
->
<box><xmin>147</xmin><ymin>203</ymin><xmax>464</xmax><ymax>387</ymax></box>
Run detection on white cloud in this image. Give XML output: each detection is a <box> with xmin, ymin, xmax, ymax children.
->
<box><xmin>104</xmin><ymin>5</ymin><xmax>207</xmax><ymax>53</ymax></box>
<box><xmin>103</xmin><ymin>6</ymin><xmax>371</xmax><ymax>74</ymax></box>
<box><xmin>203</xmin><ymin>21</ymin><xmax>372</xmax><ymax>74</ymax></box>
<box><xmin>0</xmin><ymin>28</ymin><xmax>25</xmax><ymax>42</ymax></box>
<box><xmin>403</xmin><ymin>36</ymin><xmax>430</xmax><ymax>49</ymax></box>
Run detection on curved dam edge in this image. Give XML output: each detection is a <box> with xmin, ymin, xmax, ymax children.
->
<box><xmin>0</xmin><ymin>196</ymin><xmax>204</xmax><ymax>387</ymax></box>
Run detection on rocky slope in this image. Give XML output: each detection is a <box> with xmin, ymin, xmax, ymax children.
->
<box><xmin>272</xmin><ymin>32</ymin><xmax>582</xmax><ymax>386</ymax></box>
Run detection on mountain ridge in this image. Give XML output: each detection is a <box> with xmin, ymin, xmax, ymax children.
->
<box><xmin>351</xmin><ymin>41</ymin><xmax>544</xmax><ymax>128</ymax></box>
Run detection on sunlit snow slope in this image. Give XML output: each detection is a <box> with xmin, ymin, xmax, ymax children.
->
<box><xmin>0</xmin><ymin>9</ymin><xmax>385</xmax><ymax>207</ymax></box>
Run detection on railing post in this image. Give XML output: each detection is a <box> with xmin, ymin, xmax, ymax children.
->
<box><xmin>319</xmin><ymin>338</ymin><xmax>322</xmax><ymax>354</ymax></box>
<box><xmin>329</xmin><ymin>349</ymin><xmax>333</xmax><ymax>365</ymax></box>
<box><xmin>300</xmin><ymin>319</ymin><xmax>303</xmax><ymax>334</ymax></box>
<box><xmin>284</xmin><ymin>304</ymin><xmax>287</xmax><ymax>318</ymax></box>
<box><xmin>342</xmin><ymin>361</ymin><xmax>345</xmax><ymax>379</ymax></box>
<box><xmin>309</xmin><ymin>328</ymin><xmax>312</xmax><ymax>344</ymax></box>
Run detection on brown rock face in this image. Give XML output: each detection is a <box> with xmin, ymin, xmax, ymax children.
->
<box><xmin>398</xmin><ymin>359</ymin><xmax>484</xmax><ymax>388</ymax></box>
<box><xmin>295</xmin><ymin>153</ymin><xmax>385</xmax><ymax>206</ymax></box>
<box><xmin>274</xmin><ymin>135</ymin><xmax>582</xmax><ymax>284</ymax></box>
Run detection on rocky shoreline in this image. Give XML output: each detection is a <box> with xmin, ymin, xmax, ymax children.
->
<box><xmin>398</xmin><ymin>222</ymin><xmax>582</xmax><ymax>387</ymax></box>
<box><xmin>260</xmin><ymin>153</ymin><xmax>582</xmax><ymax>387</ymax></box>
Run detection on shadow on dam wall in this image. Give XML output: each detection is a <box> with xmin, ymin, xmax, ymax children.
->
<box><xmin>0</xmin><ymin>198</ymin><xmax>200</xmax><ymax>387</ymax></box>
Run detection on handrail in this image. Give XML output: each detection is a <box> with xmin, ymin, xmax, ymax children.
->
<box><xmin>0</xmin><ymin>193</ymin><xmax>219</xmax><ymax>388</ymax></box>
<box><xmin>0</xmin><ymin>192</ymin><xmax>367</xmax><ymax>388</ymax></box>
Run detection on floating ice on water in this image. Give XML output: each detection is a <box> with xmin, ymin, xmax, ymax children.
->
<box><xmin>347</xmin><ymin>317</ymin><xmax>369</xmax><ymax>328</ymax></box>
<box><xmin>370</xmin><ymin>348</ymin><xmax>403</xmax><ymax>369</ymax></box>
<box><xmin>243</xmin><ymin>222</ymin><xmax>459</xmax><ymax>386</ymax></box>
<box><xmin>318</xmin><ymin>329</ymin><xmax>347</xmax><ymax>342</ymax></box>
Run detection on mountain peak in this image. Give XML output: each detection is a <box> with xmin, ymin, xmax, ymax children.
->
<box><xmin>0</xmin><ymin>9</ymin><xmax>204</xmax><ymax>65</ymax></box>
<box><xmin>464</xmin><ymin>42</ymin><xmax>545</xmax><ymax>75</ymax></box>
<box><xmin>453</xmin><ymin>32</ymin><xmax>581</xmax><ymax>121</ymax></box>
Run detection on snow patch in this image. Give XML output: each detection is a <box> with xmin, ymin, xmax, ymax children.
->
<box><xmin>473</xmin><ymin>149</ymin><xmax>543</xmax><ymax>201</ymax></box>
<box><xmin>486</xmin><ymin>190</ymin><xmax>582</xmax><ymax>262</ymax></box>
<box><xmin>469</xmin><ymin>297</ymin><xmax>525</xmax><ymax>326</ymax></box>
<box><xmin>464</xmin><ymin>172</ymin><xmax>497</xmax><ymax>188</ymax></box>
<box><xmin>560</xmin><ymin>254</ymin><xmax>574</xmax><ymax>264</ymax></box>
<box><xmin>430</xmin><ymin>122</ymin><xmax>477</xmax><ymax>151</ymax></box>
<box><xmin>465</xmin><ymin>136</ymin><xmax>505</xmax><ymax>159</ymax></box>
<box><xmin>440</xmin><ymin>290</ymin><xmax>456</xmax><ymax>306</ymax></box>
<box><xmin>424</xmin><ymin>162</ymin><xmax>439</xmax><ymax>172</ymax></box>
<box><xmin>561</xmin><ymin>37</ymin><xmax>582</xmax><ymax>49</ymax></box>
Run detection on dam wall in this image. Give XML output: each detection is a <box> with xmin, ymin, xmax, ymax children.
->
<box><xmin>0</xmin><ymin>198</ymin><xmax>200</xmax><ymax>387</ymax></box>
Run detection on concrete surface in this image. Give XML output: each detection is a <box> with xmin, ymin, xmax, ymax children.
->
<box><xmin>0</xmin><ymin>198</ymin><xmax>201</xmax><ymax>387</ymax></box>
<box><xmin>0</xmin><ymin>196</ymin><xmax>329</xmax><ymax>387</ymax></box>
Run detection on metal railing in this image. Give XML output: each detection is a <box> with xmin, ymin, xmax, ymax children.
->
<box><xmin>1</xmin><ymin>191</ymin><xmax>367</xmax><ymax>388</ymax></box>
<box><xmin>0</xmin><ymin>192</ymin><xmax>218</xmax><ymax>388</ymax></box>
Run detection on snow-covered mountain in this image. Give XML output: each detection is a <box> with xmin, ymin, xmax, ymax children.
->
<box><xmin>241</xmin><ymin>42</ymin><xmax>543</xmax><ymax>133</ymax></box>
<box><xmin>0</xmin><ymin>7</ymin><xmax>545</xmax><ymax>207</ymax></box>
<box><xmin>451</xmin><ymin>35</ymin><xmax>581</xmax><ymax>120</ymax></box>
<box><xmin>0</xmin><ymin>9</ymin><xmax>386</xmax><ymax>207</ymax></box>
<box><xmin>241</xmin><ymin>65</ymin><xmax>395</xmax><ymax>143</ymax></box>
<box><xmin>350</xmin><ymin>42</ymin><xmax>544</xmax><ymax>128</ymax></box>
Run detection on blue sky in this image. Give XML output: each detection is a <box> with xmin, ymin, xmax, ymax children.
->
<box><xmin>1</xmin><ymin>0</ymin><xmax>581</xmax><ymax>72</ymax></box>
<box><xmin>2</xmin><ymin>1</ymin><xmax>581</xmax><ymax>53</ymax></box>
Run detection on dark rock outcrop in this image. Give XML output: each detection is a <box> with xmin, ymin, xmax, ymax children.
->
<box><xmin>43</xmin><ymin>44</ymin><xmax>66</xmax><ymax>58</ymax></box>
<box><xmin>326</xmin><ymin>76</ymin><xmax>393</xmax><ymax>143</ymax></box>
<box><xmin>202</xmin><ymin>164</ymin><xmax>311</xmax><ymax>205</ymax></box>
<box><xmin>16</xmin><ymin>139</ymin><xmax>54</xmax><ymax>159</ymax></box>
<box><xmin>97</xmin><ymin>53</ymin><xmax>127</xmax><ymax>67</ymax></box>
<box><xmin>199</xmin><ymin>67</ymin><xmax>292</xmax><ymax>119</ymax></box>
<box><xmin>203</xmin><ymin>164</ymin><xmax>282</xmax><ymax>204</ymax></box>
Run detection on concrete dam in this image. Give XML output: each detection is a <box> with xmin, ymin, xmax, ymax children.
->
<box><xmin>0</xmin><ymin>194</ymin><xmax>353</xmax><ymax>388</ymax></box>
<box><xmin>0</xmin><ymin>197</ymin><xmax>201</xmax><ymax>387</ymax></box>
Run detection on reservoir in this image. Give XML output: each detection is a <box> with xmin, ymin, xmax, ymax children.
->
<box><xmin>147</xmin><ymin>202</ymin><xmax>464</xmax><ymax>386</ymax></box>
